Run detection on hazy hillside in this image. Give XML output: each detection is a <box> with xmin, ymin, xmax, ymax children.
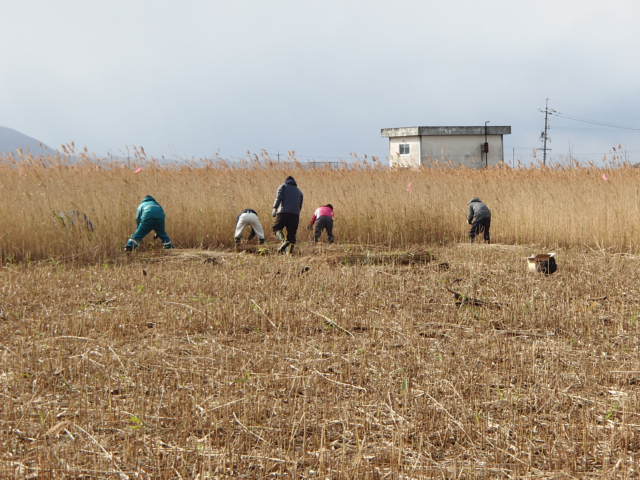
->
<box><xmin>0</xmin><ymin>126</ymin><xmax>56</xmax><ymax>155</ymax></box>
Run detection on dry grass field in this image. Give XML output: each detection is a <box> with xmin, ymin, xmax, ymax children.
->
<box><xmin>3</xmin><ymin>160</ymin><xmax>640</xmax><ymax>478</ymax></box>
<box><xmin>2</xmin><ymin>243</ymin><xmax>640</xmax><ymax>478</ymax></box>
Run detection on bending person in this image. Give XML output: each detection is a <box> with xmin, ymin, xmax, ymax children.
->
<box><xmin>308</xmin><ymin>204</ymin><xmax>335</xmax><ymax>243</ymax></box>
<box><xmin>234</xmin><ymin>208</ymin><xmax>265</xmax><ymax>245</ymax></box>
<box><xmin>467</xmin><ymin>197</ymin><xmax>491</xmax><ymax>243</ymax></box>
<box><xmin>125</xmin><ymin>195</ymin><xmax>173</xmax><ymax>251</ymax></box>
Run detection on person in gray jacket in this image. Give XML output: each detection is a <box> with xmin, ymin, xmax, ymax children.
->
<box><xmin>272</xmin><ymin>176</ymin><xmax>303</xmax><ymax>254</ymax></box>
<box><xmin>467</xmin><ymin>197</ymin><xmax>491</xmax><ymax>243</ymax></box>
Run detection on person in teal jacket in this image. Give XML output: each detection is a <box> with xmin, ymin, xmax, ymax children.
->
<box><xmin>124</xmin><ymin>195</ymin><xmax>173</xmax><ymax>251</ymax></box>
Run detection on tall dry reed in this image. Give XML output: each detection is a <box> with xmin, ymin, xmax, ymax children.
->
<box><xmin>1</xmin><ymin>155</ymin><xmax>640</xmax><ymax>261</ymax></box>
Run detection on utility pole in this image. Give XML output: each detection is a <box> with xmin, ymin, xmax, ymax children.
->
<box><xmin>483</xmin><ymin>120</ymin><xmax>490</xmax><ymax>168</ymax></box>
<box><xmin>538</xmin><ymin>98</ymin><xmax>555</xmax><ymax>166</ymax></box>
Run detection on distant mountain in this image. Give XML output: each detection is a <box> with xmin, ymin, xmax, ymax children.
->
<box><xmin>0</xmin><ymin>126</ymin><xmax>57</xmax><ymax>156</ymax></box>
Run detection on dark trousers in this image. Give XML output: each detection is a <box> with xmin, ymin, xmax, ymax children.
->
<box><xmin>469</xmin><ymin>218</ymin><xmax>490</xmax><ymax>243</ymax></box>
<box><xmin>273</xmin><ymin>213</ymin><xmax>299</xmax><ymax>243</ymax></box>
<box><xmin>314</xmin><ymin>216</ymin><xmax>334</xmax><ymax>243</ymax></box>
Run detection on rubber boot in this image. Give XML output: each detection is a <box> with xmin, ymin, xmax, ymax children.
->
<box><xmin>278</xmin><ymin>241</ymin><xmax>290</xmax><ymax>254</ymax></box>
<box><xmin>285</xmin><ymin>243</ymin><xmax>295</xmax><ymax>255</ymax></box>
<box><xmin>125</xmin><ymin>238</ymin><xmax>138</xmax><ymax>252</ymax></box>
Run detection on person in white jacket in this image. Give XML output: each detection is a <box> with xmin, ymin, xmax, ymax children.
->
<box><xmin>234</xmin><ymin>209</ymin><xmax>265</xmax><ymax>245</ymax></box>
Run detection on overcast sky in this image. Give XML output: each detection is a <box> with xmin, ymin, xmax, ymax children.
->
<box><xmin>1</xmin><ymin>0</ymin><xmax>639</xmax><ymax>163</ymax></box>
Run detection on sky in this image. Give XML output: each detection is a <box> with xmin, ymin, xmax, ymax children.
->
<box><xmin>1</xmin><ymin>0</ymin><xmax>639</xmax><ymax>164</ymax></box>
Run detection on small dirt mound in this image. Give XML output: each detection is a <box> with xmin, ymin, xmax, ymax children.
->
<box><xmin>143</xmin><ymin>249</ymin><xmax>222</xmax><ymax>264</ymax></box>
<box><xmin>329</xmin><ymin>249</ymin><xmax>435</xmax><ymax>266</ymax></box>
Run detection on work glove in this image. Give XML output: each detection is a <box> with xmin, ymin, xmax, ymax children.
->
<box><xmin>272</xmin><ymin>208</ymin><xmax>277</xmax><ymax>217</ymax></box>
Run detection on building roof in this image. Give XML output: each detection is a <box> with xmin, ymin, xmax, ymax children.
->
<box><xmin>381</xmin><ymin>126</ymin><xmax>512</xmax><ymax>137</ymax></box>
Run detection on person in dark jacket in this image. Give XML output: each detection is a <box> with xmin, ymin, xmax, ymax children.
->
<box><xmin>125</xmin><ymin>195</ymin><xmax>173</xmax><ymax>251</ymax></box>
<box><xmin>467</xmin><ymin>197</ymin><xmax>491</xmax><ymax>243</ymax></box>
<box><xmin>272</xmin><ymin>176</ymin><xmax>303</xmax><ymax>254</ymax></box>
<box><xmin>234</xmin><ymin>208</ymin><xmax>265</xmax><ymax>245</ymax></box>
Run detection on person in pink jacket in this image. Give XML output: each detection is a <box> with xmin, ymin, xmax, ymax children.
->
<box><xmin>308</xmin><ymin>204</ymin><xmax>335</xmax><ymax>243</ymax></box>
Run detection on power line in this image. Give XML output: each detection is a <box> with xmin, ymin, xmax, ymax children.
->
<box><xmin>550</xmin><ymin>111</ymin><xmax>640</xmax><ymax>132</ymax></box>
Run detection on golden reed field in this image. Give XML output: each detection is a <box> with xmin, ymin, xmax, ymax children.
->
<box><xmin>1</xmin><ymin>155</ymin><xmax>640</xmax><ymax>261</ymax></box>
<box><xmin>3</xmin><ymin>156</ymin><xmax>640</xmax><ymax>479</ymax></box>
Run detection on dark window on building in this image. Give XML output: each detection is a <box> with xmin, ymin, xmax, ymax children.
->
<box><xmin>399</xmin><ymin>143</ymin><xmax>410</xmax><ymax>155</ymax></box>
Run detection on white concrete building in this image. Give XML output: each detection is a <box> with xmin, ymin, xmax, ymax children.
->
<box><xmin>381</xmin><ymin>125</ymin><xmax>511</xmax><ymax>168</ymax></box>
